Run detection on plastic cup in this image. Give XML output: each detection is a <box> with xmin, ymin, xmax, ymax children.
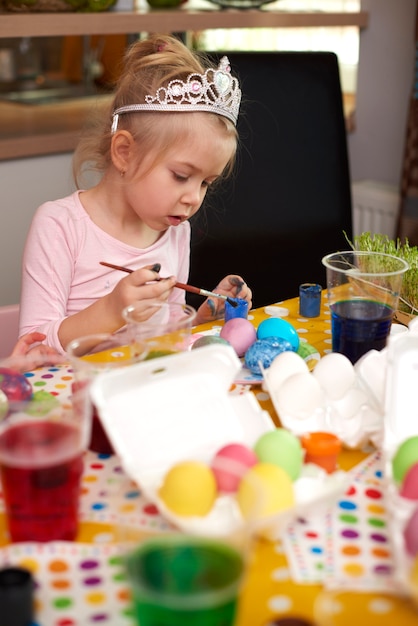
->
<box><xmin>0</xmin><ymin>391</ymin><xmax>90</xmax><ymax>542</ymax></box>
<box><xmin>125</xmin><ymin>534</ymin><xmax>244</xmax><ymax>626</ymax></box>
<box><xmin>300</xmin><ymin>431</ymin><xmax>341</xmax><ymax>474</ymax></box>
<box><xmin>122</xmin><ymin>300</ymin><xmax>197</xmax><ymax>360</ymax></box>
<box><xmin>66</xmin><ymin>331</ymin><xmax>143</xmax><ymax>455</ymax></box>
<box><xmin>322</xmin><ymin>251</ymin><xmax>409</xmax><ymax>364</ymax></box>
<box><xmin>224</xmin><ymin>298</ymin><xmax>249</xmax><ymax>322</ymax></box>
<box><xmin>299</xmin><ymin>283</ymin><xmax>322</xmax><ymax>317</ymax></box>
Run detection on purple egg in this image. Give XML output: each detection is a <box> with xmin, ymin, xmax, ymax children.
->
<box><xmin>0</xmin><ymin>368</ymin><xmax>33</xmax><ymax>403</ymax></box>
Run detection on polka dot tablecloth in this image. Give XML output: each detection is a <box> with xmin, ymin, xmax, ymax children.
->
<box><xmin>0</xmin><ymin>296</ymin><xmax>416</xmax><ymax>626</ymax></box>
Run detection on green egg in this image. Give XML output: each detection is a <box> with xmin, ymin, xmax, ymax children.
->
<box><xmin>254</xmin><ymin>428</ymin><xmax>303</xmax><ymax>481</ymax></box>
<box><xmin>191</xmin><ymin>336</ymin><xmax>230</xmax><ymax>350</ymax></box>
<box><xmin>392</xmin><ymin>436</ymin><xmax>418</xmax><ymax>485</ymax></box>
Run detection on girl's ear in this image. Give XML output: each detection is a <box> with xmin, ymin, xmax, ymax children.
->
<box><xmin>111</xmin><ymin>130</ymin><xmax>135</xmax><ymax>173</ymax></box>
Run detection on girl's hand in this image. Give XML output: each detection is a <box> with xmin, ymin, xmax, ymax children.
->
<box><xmin>6</xmin><ymin>332</ymin><xmax>65</xmax><ymax>372</ymax></box>
<box><xmin>195</xmin><ymin>275</ymin><xmax>252</xmax><ymax>325</ymax></box>
<box><xmin>106</xmin><ymin>265</ymin><xmax>177</xmax><ymax>328</ymax></box>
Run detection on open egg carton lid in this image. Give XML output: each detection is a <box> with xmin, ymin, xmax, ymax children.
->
<box><xmin>90</xmin><ymin>344</ymin><xmax>347</xmax><ymax>539</ymax></box>
<box><xmin>380</xmin><ymin>333</ymin><xmax>418</xmax><ymax>592</ymax></box>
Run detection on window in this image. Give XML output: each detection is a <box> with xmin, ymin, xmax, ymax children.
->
<box><xmin>197</xmin><ymin>0</ymin><xmax>360</xmax><ymax>95</ymax></box>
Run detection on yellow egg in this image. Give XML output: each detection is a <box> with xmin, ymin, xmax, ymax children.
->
<box><xmin>237</xmin><ymin>462</ymin><xmax>294</xmax><ymax>521</ymax></box>
<box><xmin>158</xmin><ymin>461</ymin><xmax>217</xmax><ymax>517</ymax></box>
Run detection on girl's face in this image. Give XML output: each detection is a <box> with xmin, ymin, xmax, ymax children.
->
<box><xmin>123</xmin><ymin>118</ymin><xmax>236</xmax><ymax>232</ymax></box>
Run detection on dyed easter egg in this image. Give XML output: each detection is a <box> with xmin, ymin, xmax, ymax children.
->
<box><xmin>211</xmin><ymin>443</ymin><xmax>258</xmax><ymax>493</ymax></box>
<box><xmin>219</xmin><ymin>318</ymin><xmax>257</xmax><ymax>357</ymax></box>
<box><xmin>244</xmin><ymin>337</ymin><xmax>293</xmax><ymax>376</ymax></box>
<box><xmin>191</xmin><ymin>335</ymin><xmax>230</xmax><ymax>350</ymax></box>
<box><xmin>237</xmin><ymin>462</ymin><xmax>294</xmax><ymax>521</ymax></box>
<box><xmin>158</xmin><ymin>461</ymin><xmax>217</xmax><ymax>517</ymax></box>
<box><xmin>400</xmin><ymin>462</ymin><xmax>418</xmax><ymax>500</ymax></box>
<box><xmin>254</xmin><ymin>428</ymin><xmax>303</xmax><ymax>481</ymax></box>
<box><xmin>392</xmin><ymin>436</ymin><xmax>418</xmax><ymax>485</ymax></box>
<box><xmin>404</xmin><ymin>507</ymin><xmax>418</xmax><ymax>557</ymax></box>
<box><xmin>257</xmin><ymin>318</ymin><xmax>300</xmax><ymax>352</ymax></box>
<box><xmin>0</xmin><ymin>368</ymin><xmax>32</xmax><ymax>403</ymax></box>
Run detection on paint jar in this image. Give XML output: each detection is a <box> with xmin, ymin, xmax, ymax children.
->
<box><xmin>300</xmin><ymin>431</ymin><xmax>341</xmax><ymax>474</ymax></box>
<box><xmin>299</xmin><ymin>283</ymin><xmax>322</xmax><ymax>318</ymax></box>
<box><xmin>225</xmin><ymin>298</ymin><xmax>249</xmax><ymax>322</ymax></box>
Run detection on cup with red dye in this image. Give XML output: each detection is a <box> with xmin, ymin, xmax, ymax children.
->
<box><xmin>0</xmin><ymin>391</ymin><xmax>90</xmax><ymax>542</ymax></box>
<box><xmin>66</xmin><ymin>331</ymin><xmax>143</xmax><ymax>455</ymax></box>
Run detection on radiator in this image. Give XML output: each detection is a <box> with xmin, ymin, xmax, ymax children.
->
<box><xmin>351</xmin><ymin>179</ymin><xmax>400</xmax><ymax>239</ymax></box>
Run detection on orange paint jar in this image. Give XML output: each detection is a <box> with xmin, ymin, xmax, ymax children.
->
<box><xmin>300</xmin><ymin>431</ymin><xmax>341</xmax><ymax>474</ymax></box>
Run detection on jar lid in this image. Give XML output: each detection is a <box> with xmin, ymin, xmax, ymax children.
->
<box><xmin>0</xmin><ymin>566</ymin><xmax>34</xmax><ymax>626</ymax></box>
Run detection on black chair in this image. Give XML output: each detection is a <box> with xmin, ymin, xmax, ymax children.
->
<box><xmin>187</xmin><ymin>51</ymin><xmax>353</xmax><ymax>310</ymax></box>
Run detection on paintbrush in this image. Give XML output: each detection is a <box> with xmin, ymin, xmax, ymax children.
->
<box><xmin>100</xmin><ymin>261</ymin><xmax>238</xmax><ymax>307</ymax></box>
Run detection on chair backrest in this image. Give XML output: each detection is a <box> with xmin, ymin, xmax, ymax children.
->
<box><xmin>187</xmin><ymin>51</ymin><xmax>353</xmax><ymax>310</ymax></box>
<box><xmin>0</xmin><ymin>304</ymin><xmax>20</xmax><ymax>360</ymax></box>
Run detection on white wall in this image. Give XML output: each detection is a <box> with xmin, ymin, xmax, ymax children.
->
<box><xmin>0</xmin><ymin>153</ymin><xmax>75</xmax><ymax>305</ymax></box>
<box><xmin>348</xmin><ymin>0</ymin><xmax>416</xmax><ymax>185</ymax></box>
<box><xmin>0</xmin><ymin>0</ymin><xmax>416</xmax><ymax>306</ymax></box>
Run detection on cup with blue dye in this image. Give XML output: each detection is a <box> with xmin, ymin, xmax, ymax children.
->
<box><xmin>322</xmin><ymin>250</ymin><xmax>409</xmax><ymax>364</ymax></box>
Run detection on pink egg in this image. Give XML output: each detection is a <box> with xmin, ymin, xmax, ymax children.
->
<box><xmin>400</xmin><ymin>462</ymin><xmax>418</xmax><ymax>500</ymax></box>
<box><xmin>211</xmin><ymin>443</ymin><xmax>258</xmax><ymax>493</ymax></box>
<box><xmin>219</xmin><ymin>318</ymin><xmax>257</xmax><ymax>357</ymax></box>
<box><xmin>404</xmin><ymin>507</ymin><xmax>418</xmax><ymax>557</ymax></box>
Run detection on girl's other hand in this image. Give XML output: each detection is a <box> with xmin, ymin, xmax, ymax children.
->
<box><xmin>6</xmin><ymin>332</ymin><xmax>65</xmax><ymax>372</ymax></box>
<box><xmin>195</xmin><ymin>275</ymin><xmax>252</xmax><ymax>325</ymax></box>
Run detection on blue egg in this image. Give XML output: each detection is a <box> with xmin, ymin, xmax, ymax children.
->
<box><xmin>244</xmin><ymin>338</ymin><xmax>293</xmax><ymax>376</ymax></box>
<box><xmin>256</xmin><ymin>318</ymin><xmax>300</xmax><ymax>351</ymax></box>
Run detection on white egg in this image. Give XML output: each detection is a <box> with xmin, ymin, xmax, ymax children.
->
<box><xmin>275</xmin><ymin>372</ymin><xmax>323</xmax><ymax>418</ymax></box>
<box><xmin>265</xmin><ymin>351</ymin><xmax>309</xmax><ymax>394</ymax></box>
<box><xmin>331</xmin><ymin>387</ymin><xmax>368</xmax><ymax>419</ymax></box>
<box><xmin>313</xmin><ymin>353</ymin><xmax>356</xmax><ymax>400</ymax></box>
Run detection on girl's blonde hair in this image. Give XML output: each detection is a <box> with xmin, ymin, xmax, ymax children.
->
<box><xmin>73</xmin><ymin>34</ymin><xmax>238</xmax><ymax>188</ymax></box>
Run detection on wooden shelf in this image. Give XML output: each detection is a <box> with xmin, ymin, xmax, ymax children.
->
<box><xmin>0</xmin><ymin>4</ymin><xmax>368</xmax><ymax>160</ymax></box>
<box><xmin>0</xmin><ymin>6</ymin><xmax>369</xmax><ymax>38</ymax></box>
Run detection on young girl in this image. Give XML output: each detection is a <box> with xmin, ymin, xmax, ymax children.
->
<box><xmin>19</xmin><ymin>34</ymin><xmax>252</xmax><ymax>355</ymax></box>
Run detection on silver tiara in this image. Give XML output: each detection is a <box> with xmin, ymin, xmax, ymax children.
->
<box><xmin>111</xmin><ymin>56</ymin><xmax>241</xmax><ymax>132</ymax></box>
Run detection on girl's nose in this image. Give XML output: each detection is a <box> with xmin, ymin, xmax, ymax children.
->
<box><xmin>182</xmin><ymin>185</ymin><xmax>204</xmax><ymax>208</ymax></box>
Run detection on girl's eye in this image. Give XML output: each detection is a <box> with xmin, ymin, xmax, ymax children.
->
<box><xmin>173</xmin><ymin>172</ymin><xmax>188</xmax><ymax>182</ymax></box>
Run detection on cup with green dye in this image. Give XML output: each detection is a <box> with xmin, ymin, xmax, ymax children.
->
<box><xmin>122</xmin><ymin>300</ymin><xmax>197</xmax><ymax>359</ymax></box>
<box><xmin>125</xmin><ymin>533</ymin><xmax>245</xmax><ymax>626</ymax></box>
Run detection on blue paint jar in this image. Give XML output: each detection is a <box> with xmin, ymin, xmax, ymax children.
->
<box><xmin>299</xmin><ymin>283</ymin><xmax>322</xmax><ymax>318</ymax></box>
<box><xmin>224</xmin><ymin>298</ymin><xmax>249</xmax><ymax>322</ymax></box>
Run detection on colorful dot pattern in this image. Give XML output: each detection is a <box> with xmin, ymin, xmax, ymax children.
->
<box><xmin>284</xmin><ymin>450</ymin><xmax>401</xmax><ymax>594</ymax></box>
<box><xmin>0</xmin><ymin>543</ymin><xmax>135</xmax><ymax>626</ymax></box>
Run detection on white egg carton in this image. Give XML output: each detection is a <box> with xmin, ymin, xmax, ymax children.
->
<box><xmin>90</xmin><ymin>344</ymin><xmax>347</xmax><ymax>540</ymax></box>
<box><xmin>381</xmin><ymin>331</ymin><xmax>418</xmax><ymax>592</ymax></box>
<box><xmin>262</xmin><ymin>349</ymin><xmax>385</xmax><ymax>450</ymax></box>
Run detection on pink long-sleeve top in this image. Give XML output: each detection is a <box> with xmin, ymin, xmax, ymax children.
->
<box><xmin>19</xmin><ymin>191</ymin><xmax>191</xmax><ymax>354</ymax></box>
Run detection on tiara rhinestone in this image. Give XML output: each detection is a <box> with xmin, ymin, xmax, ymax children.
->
<box><xmin>111</xmin><ymin>56</ymin><xmax>241</xmax><ymax>133</ymax></box>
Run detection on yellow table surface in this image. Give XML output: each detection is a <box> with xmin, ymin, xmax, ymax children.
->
<box><xmin>0</xmin><ymin>296</ymin><xmax>417</xmax><ymax>626</ymax></box>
